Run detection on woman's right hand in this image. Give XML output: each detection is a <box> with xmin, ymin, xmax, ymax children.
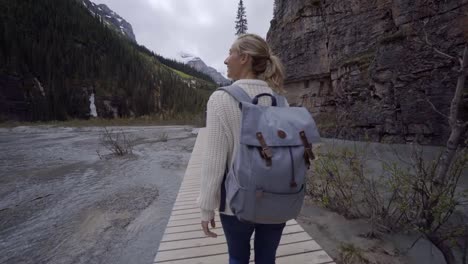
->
<box><xmin>201</xmin><ymin>218</ymin><xmax>218</xmax><ymax>238</ymax></box>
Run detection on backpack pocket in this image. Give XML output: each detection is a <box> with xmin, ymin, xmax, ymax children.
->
<box><xmin>225</xmin><ymin>170</ymin><xmax>256</xmax><ymax>219</ymax></box>
<box><xmin>254</xmin><ymin>185</ymin><xmax>305</xmax><ymax>224</ymax></box>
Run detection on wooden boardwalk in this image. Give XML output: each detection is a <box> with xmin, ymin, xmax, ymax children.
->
<box><xmin>154</xmin><ymin>128</ymin><xmax>335</xmax><ymax>264</ymax></box>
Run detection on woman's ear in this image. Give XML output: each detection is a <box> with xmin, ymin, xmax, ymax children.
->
<box><xmin>240</xmin><ymin>53</ymin><xmax>251</xmax><ymax>65</ymax></box>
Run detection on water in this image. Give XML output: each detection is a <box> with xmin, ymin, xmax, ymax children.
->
<box><xmin>89</xmin><ymin>93</ymin><xmax>97</xmax><ymax>118</ymax></box>
<box><xmin>0</xmin><ymin>126</ymin><xmax>197</xmax><ymax>264</ymax></box>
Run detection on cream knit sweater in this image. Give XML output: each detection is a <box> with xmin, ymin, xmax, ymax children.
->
<box><xmin>197</xmin><ymin>79</ymin><xmax>285</xmax><ymax>221</ymax></box>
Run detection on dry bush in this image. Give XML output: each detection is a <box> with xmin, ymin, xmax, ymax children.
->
<box><xmin>308</xmin><ymin>143</ymin><xmax>391</xmax><ymax>237</ymax></box>
<box><xmin>338</xmin><ymin>243</ymin><xmax>371</xmax><ymax>264</ymax></box>
<box><xmin>100</xmin><ymin>127</ymin><xmax>134</xmax><ymax>156</ymax></box>
<box><xmin>307</xmin><ymin>144</ymin><xmax>369</xmax><ymax>218</ymax></box>
<box><xmin>307</xmin><ymin>142</ymin><xmax>468</xmax><ymax>262</ymax></box>
<box><xmin>382</xmin><ymin>146</ymin><xmax>468</xmax><ymax>263</ymax></box>
<box><xmin>157</xmin><ymin>132</ymin><xmax>168</xmax><ymax>142</ymax></box>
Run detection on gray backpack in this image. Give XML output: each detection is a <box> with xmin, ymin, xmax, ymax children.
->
<box><xmin>219</xmin><ymin>85</ymin><xmax>321</xmax><ymax>224</ymax></box>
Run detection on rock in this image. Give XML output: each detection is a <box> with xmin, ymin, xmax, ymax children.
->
<box><xmin>191</xmin><ymin>128</ymin><xmax>200</xmax><ymax>135</ymax></box>
<box><xmin>267</xmin><ymin>0</ymin><xmax>467</xmax><ymax>145</ymax></box>
<box><xmin>0</xmin><ymin>74</ymin><xmax>49</xmax><ymax>121</ymax></box>
<box><xmin>94</xmin><ymin>95</ymin><xmax>130</xmax><ymax>119</ymax></box>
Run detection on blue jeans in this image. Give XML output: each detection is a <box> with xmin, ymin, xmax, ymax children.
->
<box><xmin>220</xmin><ymin>214</ymin><xmax>286</xmax><ymax>264</ymax></box>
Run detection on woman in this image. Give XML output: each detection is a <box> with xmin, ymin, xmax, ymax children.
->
<box><xmin>197</xmin><ymin>33</ymin><xmax>287</xmax><ymax>264</ymax></box>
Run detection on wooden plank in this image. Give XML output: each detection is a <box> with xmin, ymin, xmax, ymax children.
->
<box><xmin>177</xmin><ymin>189</ymin><xmax>200</xmax><ymax>193</ymax></box>
<box><xmin>172</xmin><ymin>204</ymin><xmax>197</xmax><ymax>209</ymax></box>
<box><xmin>174</xmin><ymin>197</ymin><xmax>197</xmax><ymax>201</ymax></box>
<box><xmin>275</xmin><ymin>251</ymin><xmax>335</xmax><ymax>264</ymax></box>
<box><xmin>160</xmin><ymin>231</ymin><xmax>311</xmax><ymax>252</ymax></box>
<box><xmin>178</xmin><ymin>183</ymin><xmax>200</xmax><ymax>187</ymax></box>
<box><xmin>176</xmin><ymin>195</ymin><xmax>199</xmax><ymax>199</ymax></box>
<box><xmin>176</xmin><ymin>191</ymin><xmax>200</xmax><ymax>196</ymax></box>
<box><xmin>161</xmin><ymin>229</ymin><xmax>221</xmax><ymax>242</ymax></box>
<box><xmin>275</xmin><ymin>240</ymin><xmax>323</xmax><ymax>257</ymax></box>
<box><xmin>166</xmin><ymin>216</ymin><xmax>221</xmax><ymax>228</ymax></box>
<box><xmin>177</xmin><ymin>188</ymin><xmax>200</xmax><ymax>193</ymax></box>
<box><xmin>164</xmin><ymin>219</ymin><xmax>297</xmax><ymax>235</ymax></box>
<box><xmin>177</xmin><ymin>187</ymin><xmax>199</xmax><ymax>191</ymax></box>
<box><xmin>177</xmin><ymin>190</ymin><xmax>199</xmax><ymax>194</ymax></box>
<box><xmin>177</xmin><ymin>186</ymin><xmax>200</xmax><ymax>190</ymax></box>
<box><xmin>170</xmin><ymin>208</ymin><xmax>199</xmax><ymax>215</ymax></box>
<box><xmin>168</xmin><ymin>212</ymin><xmax>201</xmax><ymax>221</ymax></box>
<box><xmin>181</xmin><ymin>178</ymin><xmax>201</xmax><ymax>181</ymax></box>
<box><xmin>176</xmin><ymin>192</ymin><xmax>198</xmax><ymax>196</ymax></box>
<box><xmin>172</xmin><ymin>205</ymin><xmax>199</xmax><ymax>211</ymax></box>
<box><xmin>158</xmin><ymin>233</ymin><xmax>227</xmax><ymax>251</ymax></box>
<box><xmin>175</xmin><ymin>194</ymin><xmax>198</xmax><ymax>199</ymax></box>
<box><xmin>155</xmin><ymin>253</ymin><xmax>229</xmax><ymax>264</ymax></box>
<box><xmin>277</xmin><ymin>231</ymin><xmax>312</xmax><ymax>244</ymax></box>
<box><xmin>165</xmin><ymin>224</ymin><xmax>223</xmax><ymax>235</ymax></box>
<box><xmin>159</xmin><ymin>225</ymin><xmax>306</xmax><ymax>251</ymax></box>
<box><xmin>172</xmin><ymin>202</ymin><xmax>197</xmax><ymax>207</ymax></box>
<box><xmin>173</xmin><ymin>198</ymin><xmax>197</xmax><ymax>203</ymax></box>
<box><xmin>175</xmin><ymin>194</ymin><xmax>199</xmax><ymax>198</ymax></box>
<box><xmin>156</xmin><ymin>240</ymin><xmax>327</xmax><ymax>264</ymax></box>
<box><xmin>162</xmin><ymin>224</ymin><xmax>302</xmax><ymax>242</ymax></box>
<box><xmin>156</xmin><ymin>244</ymin><xmax>228</xmax><ymax>262</ymax></box>
<box><xmin>175</xmin><ymin>195</ymin><xmax>199</xmax><ymax>200</ymax></box>
<box><xmin>172</xmin><ymin>204</ymin><xmax>198</xmax><ymax>210</ymax></box>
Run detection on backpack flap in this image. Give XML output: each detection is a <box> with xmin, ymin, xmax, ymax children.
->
<box><xmin>240</xmin><ymin>103</ymin><xmax>321</xmax><ymax>147</ymax></box>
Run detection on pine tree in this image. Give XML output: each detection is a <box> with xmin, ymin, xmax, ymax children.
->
<box><xmin>235</xmin><ymin>0</ymin><xmax>248</xmax><ymax>36</ymax></box>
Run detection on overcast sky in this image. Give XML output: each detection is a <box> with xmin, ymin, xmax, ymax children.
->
<box><xmin>92</xmin><ymin>0</ymin><xmax>275</xmax><ymax>76</ymax></box>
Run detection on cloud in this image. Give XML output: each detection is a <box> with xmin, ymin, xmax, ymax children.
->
<box><xmin>92</xmin><ymin>0</ymin><xmax>274</xmax><ymax>76</ymax></box>
<box><xmin>147</xmin><ymin>0</ymin><xmax>174</xmax><ymax>15</ymax></box>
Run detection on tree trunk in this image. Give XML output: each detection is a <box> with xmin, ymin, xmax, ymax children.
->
<box><xmin>427</xmin><ymin>234</ymin><xmax>457</xmax><ymax>264</ymax></box>
<box><xmin>434</xmin><ymin>45</ymin><xmax>468</xmax><ymax>184</ymax></box>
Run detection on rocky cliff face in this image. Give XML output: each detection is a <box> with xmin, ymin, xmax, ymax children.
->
<box><xmin>267</xmin><ymin>0</ymin><xmax>468</xmax><ymax>145</ymax></box>
<box><xmin>81</xmin><ymin>0</ymin><xmax>136</xmax><ymax>42</ymax></box>
<box><xmin>0</xmin><ymin>74</ymin><xmax>47</xmax><ymax>121</ymax></box>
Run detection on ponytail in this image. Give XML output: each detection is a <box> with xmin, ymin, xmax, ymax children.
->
<box><xmin>263</xmin><ymin>55</ymin><xmax>285</xmax><ymax>94</ymax></box>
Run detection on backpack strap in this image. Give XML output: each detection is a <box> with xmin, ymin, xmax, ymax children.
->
<box><xmin>219</xmin><ymin>85</ymin><xmax>288</xmax><ymax>107</ymax></box>
<box><xmin>219</xmin><ymin>161</ymin><xmax>229</xmax><ymax>213</ymax></box>
<box><xmin>275</xmin><ymin>94</ymin><xmax>288</xmax><ymax>107</ymax></box>
<box><xmin>217</xmin><ymin>85</ymin><xmax>252</xmax><ymax>103</ymax></box>
<box><xmin>217</xmin><ymin>85</ymin><xmax>250</xmax><ymax>213</ymax></box>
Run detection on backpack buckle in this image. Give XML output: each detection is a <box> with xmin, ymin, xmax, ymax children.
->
<box><xmin>256</xmin><ymin>132</ymin><xmax>272</xmax><ymax>166</ymax></box>
<box><xmin>261</xmin><ymin>147</ymin><xmax>273</xmax><ymax>159</ymax></box>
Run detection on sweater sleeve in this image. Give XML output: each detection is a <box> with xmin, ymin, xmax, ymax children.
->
<box><xmin>198</xmin><ymin>93</ymin><xmax>229</xmax><ymax>221</ymax></box>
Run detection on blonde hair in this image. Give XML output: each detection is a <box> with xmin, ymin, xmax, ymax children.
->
<box><xmin>233</xmin><ymin>33</ymin><xmax>285</xmax><ymax>93</ymax></box>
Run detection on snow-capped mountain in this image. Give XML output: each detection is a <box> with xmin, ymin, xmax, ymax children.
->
<box><xmin>179</xmin><ymin>52</ymin><xmax>230</xmax><ymax>86</ymax></box>
<box><xmin>81</xmin><ymin>0</ymin><xmax>136</xmax><ymax>43</ymax></box>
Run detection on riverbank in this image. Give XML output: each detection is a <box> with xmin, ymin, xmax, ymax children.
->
<box><xmin>0</xmin><ymin>115</ymin><xmax>205</xmax><ymax>128</ymax></box>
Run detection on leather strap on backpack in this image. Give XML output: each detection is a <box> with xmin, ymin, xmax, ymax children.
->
<box><xmin>299</xmin><ymin>131</ymin><xmax>315</xmax><ymax>169</ymax></box>
<box><xmin>256</xmin><ymin>132</ymin><xmax>272</xmax><ymax>167</ymax></box>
